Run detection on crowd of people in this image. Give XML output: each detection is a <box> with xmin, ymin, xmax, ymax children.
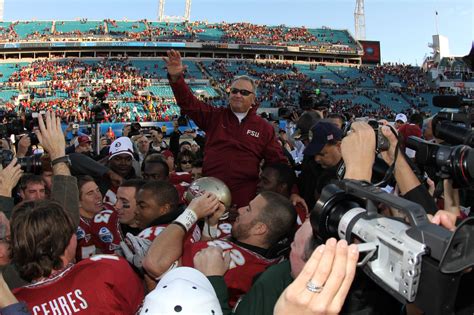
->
<box><xmin>1</xmin><ymin>57</ymin><xmax>468</xmax><ymax>126</ymax></box>
<box><xmin>0</xmin><ymin>49</ymin><xmax>472</xmax><ymax>315</ymax></box>
<box><xmin>0</xmin><ymin>20</ymin><xmax>357</xmax><ymax>50</ymax></box>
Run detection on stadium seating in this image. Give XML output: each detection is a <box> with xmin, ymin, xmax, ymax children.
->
<box><xmin>13</xmin><ymin>21</ymin><xmax>52</xmax><ymax>39</ymax></box>
<box><xmin>107</xmin><ymin>21</ymin><xmax>146</xmax><ymax>34</ymax></box>
<box><xmin>55</xmin><ymin>21</ymin><xmax>104</xmax><ymax>35</ymax></box>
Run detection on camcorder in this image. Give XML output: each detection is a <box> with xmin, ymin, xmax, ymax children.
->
<box><xmin>299</xmin><ymin>89</ymin><xmax>329</xmax><ymax>111</ymax></box>
<box><xmin>0</xmin><ymin>149</ymin><xmax>42</xmax><ymax>174</ymax></box>
<box><xmin>406</xmin><ymin>95</ymin><xmax>474</xmax><ymax>188</ymax></box>
<box><xmin>0</xmin><ymin>111</ymin><xmax>41</xmax><ymax>146</ymax></box>
<box><xmin>0</xmin><ymin>110</ymin><xmax>24</xmax><ymax>139</ymax></box>
<box><xmin>90</xmin><ymin>90</ymin><xmax>110</xmax><ymax>123</ymax></box>
<box><xmin>312</xmin><ymin>180</ymin><xmax>474</xmax><ymax>315</ymax></box>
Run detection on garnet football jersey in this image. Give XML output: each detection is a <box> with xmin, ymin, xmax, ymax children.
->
<box><xmin>138</xmin><ymin>223</ymin><xmax>201</xmax><ymax>246</ymax></box>
<box><xmin>13</xmin><ymin>255</ymin><xmax>144</xmax><ymax>315</ymax></box>
<box><xmin>89</xmin><ymin>208</ymin><xmax>123</xmax><ymax>255</ymax></box>
<box><xmin>181</xmin><ymin>238</ymin><xmax>280</xmax><ymax>307</ymax></box>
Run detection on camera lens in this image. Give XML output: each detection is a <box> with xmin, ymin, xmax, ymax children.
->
<box><xmin>16</xmin><ymin>154</ymin><xmax>42</xmax><ymax>174</ymax></box>
<box><xmin>311</xmin><ymin>184</ymin><xmax>363</xmax><ymax>240</ymax></box>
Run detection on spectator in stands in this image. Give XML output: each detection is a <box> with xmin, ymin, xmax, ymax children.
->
<box><xmin>17</xmin><ymin>174</ymin><xmax>46</xmax><ymax>202</ymax></box>
<box><xmin>165</xmin><ymin>49</ymin><xmax>289</xmax><ymax>208</ymax></box>
<box><xmin>10</xmin><ymin>200</ymin><xmax>144</xmax><ymax>313</ymax></box>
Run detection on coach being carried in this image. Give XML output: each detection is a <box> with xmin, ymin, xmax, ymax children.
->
<box><xmin>165</xmin><ymin>50</ymin><xmax>288</xmax><ymax>208</ymax></box>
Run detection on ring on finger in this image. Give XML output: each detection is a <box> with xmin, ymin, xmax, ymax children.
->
<box><xmin>306</xmin><ymin>280</ymin><xmax>324</xmax><ymax>293</ymax></box>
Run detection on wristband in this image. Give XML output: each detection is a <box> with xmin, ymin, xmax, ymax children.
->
<box><xmin>51</xmin><ymin>155</ymin><xmax>72</xmax><ymax>167</ymax></box>
<box><xmin>173</xmin><ymin>208</ymin><xmax>198</xmax><ymax>232</ymax></box>
<box><xmin>202</xmin><ymin>221</ymin><xmax>219</xmax><ymax>239</ymax></box>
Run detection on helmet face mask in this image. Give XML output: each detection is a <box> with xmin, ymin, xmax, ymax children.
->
<box><xmin>184</xmin><ymin>177</ymin><xmax>232</xmax><ymax>210</ymax></box>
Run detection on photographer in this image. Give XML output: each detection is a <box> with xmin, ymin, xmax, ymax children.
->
<box><xmin>380</xmin><ymin>126</ymin><xmax>438</xmax><ymax>215</ymax></box>
<box><xmin>1</xmin><ymin>111</ymin><xmax>79</xmax><ymax>290</ymax></box>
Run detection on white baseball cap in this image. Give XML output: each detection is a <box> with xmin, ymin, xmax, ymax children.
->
<box><xmin>139</xmin><ymin>267</ymin><xmax>222</xmax><ymax>315</ymax></box>
<box><xmin>109</xmin><ymin>137</ymin><xmax>134</xmax><ymax>160</ymax></box>
<box><xmin>395</xmin><ymin>113</ymin><xmax>408</xmax><ymax>123</ymax></box>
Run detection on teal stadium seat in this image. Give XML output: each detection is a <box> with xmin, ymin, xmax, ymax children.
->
<box><xmin>108</xmin><ymin>21</ymin><xmax>146</xmax><ymax>34</ymax></box>
<box><xmin>13</xmin><ymin>21</ymin><xmax>52</xmax><ymax>39</ymax></box>
<box><xmin>55</xmin><ymin>21</ymin><xmax>104</xmax><ymax>34</ymax></box>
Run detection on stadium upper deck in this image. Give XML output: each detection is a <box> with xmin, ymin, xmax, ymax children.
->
<box><xmin>0</xmin><ymin>20</ymin><xmax>358</xmax><ymax>49</ymax></box>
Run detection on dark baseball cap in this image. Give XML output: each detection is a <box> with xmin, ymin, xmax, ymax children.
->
<box><xmin>304</xmin><ymin>122</ymin><xmax>343</xmax><ymax>156</ymax></box>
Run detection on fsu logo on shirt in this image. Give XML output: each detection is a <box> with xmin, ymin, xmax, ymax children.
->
<box><xmin>246</xmin><ymin>129</ymin><xmax>260</xmax><ymax>138</ymax></box>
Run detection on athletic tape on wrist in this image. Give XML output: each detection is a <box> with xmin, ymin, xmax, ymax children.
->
<box><xmin>173</xmin><ymin>208</ymin><xmax>198</xmax><ymax>232</ymax></box>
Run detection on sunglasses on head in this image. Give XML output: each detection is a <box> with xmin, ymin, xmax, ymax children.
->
<box><xmin>230</xmin><ymin>88</ymin><xmax>253</xmax><ymax>96</ymax></box>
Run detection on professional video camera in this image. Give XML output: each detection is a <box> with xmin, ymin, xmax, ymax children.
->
<box><xmin>312</xmin><ymin>180</ymin><xmax>474</xmax><ymax>315</ymax></box>
<box><xmin>0</xmin><ymin>111</ymin><xmax>24</xmax><ymax>139</ymax></box>
<box><xmin>406</xmin><ymin>136</ymin><xmax>474</xmax><ymax>188</ymax></box>
<box><xmin>431</xmin><ymin>95</ymin><xmax>473</xmax><ymax>147</ymax></box>
<box><xmin>0</xmin><ymin>149</ymin><xmax>42</xmax><ymax>174</ymax></box>
<box><xmin>405</xmin><ymin>95</ymin><xmax>474</xmax><ymax>188</ymax></box>
<box><xmin>90</xmin><ymin>90</ymin><xmax>110</xmax><ymax>123</ymax></box>
<box><xmin>299</xmin><ymin>88</ymin><xmax>329</xmax><ymax>111</ymax></box>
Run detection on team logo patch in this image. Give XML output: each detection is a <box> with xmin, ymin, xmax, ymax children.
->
<box><xmin>99</xmin><ymin>227</ymin><xmax>113</xmax><ymax>243</ymax></box>
<box><xmin>76</xmin><ymin>227</ymin><xmax>85</xmax><ymax>240</ymax></box>
<box><xmin>115</xmin><ymin>142</ymin><xmax>122</xmax><ymax>147</ymax></box>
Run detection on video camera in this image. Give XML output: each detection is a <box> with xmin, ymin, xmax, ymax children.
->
<box><xmin>299</xmin><ymin>88</ymin><xmax>329</xmax><ymax>111</ymax></box>
<box><xmin>431</xmin><ymin>95</ymin><xmax>474</xmax><ymax>147</ymax></box>
<box><xmin>90</xmin><ymin>90</ymin><xmax>109</xmax><ymax>123</ymax></box>
<box><xmin>0</xmin><ymin>110</ymin><xmax>24</xmax><ymax>139</ymax></box>
<box><xmin>406</xmin><ymin>136</ymin><xmax>474</xmax><ymax>188</ymax></box>
<box><xmin>312</xmin><ymin>180</ymin><xmax>474</xmax><ymax>315</ymax></box>
<box><xmin>405</xmin><ymin>95</ymin><xmax>474</xmax><ymax>188</ymax></box>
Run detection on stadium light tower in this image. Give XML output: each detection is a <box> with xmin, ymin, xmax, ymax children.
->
<box><xmin>158</xmin><ymin>0</ymin><xmax>192</xmax><ymax>22</ymax></box>
<box><xmin>158</xmin><ymin>0</ymin><xmax>165</xmax><ymax>22</ymax></box>
<box><xmin>354</xmin><ymin>0</ymin><xmax>366</xmax><ymax>40</ymax></box>
<box><xmin>0</xmin><ymin>0</ymin><xmax>4</xmax><ymax>21</ymax></box>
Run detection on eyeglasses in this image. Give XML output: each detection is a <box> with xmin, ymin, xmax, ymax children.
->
<box><xmin>180</xmin><ymin>160</ymin><xmax>193</xmax><ymax>165</ymax></box>
<box><xmin>230</xmin><ymin>88</ymin><xmax>254</xmax><ymax>96</ymax></box>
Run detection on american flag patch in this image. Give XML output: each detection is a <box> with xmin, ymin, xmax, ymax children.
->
<box><xmin>327</xmin><ymin>134</ymin><xmax>334</xmax><ymax>140</ymax></box>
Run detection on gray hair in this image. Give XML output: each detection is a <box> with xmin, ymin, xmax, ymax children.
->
<box><xmin>231</xmin><ymin>75</ymin><xmax>258</xmax><ymax>96</ymax></box>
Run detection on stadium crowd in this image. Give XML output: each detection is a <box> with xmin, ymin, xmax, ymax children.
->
<box><xmin>0</xmin><ymin>48</ymin><xmax>472</xmax><ymax>315</ymax></box>
<box><xmin>1</xmin><ymin>57</ymin><xmax>470</xmax><ymax>127</ymax></box>
<box><xmin>0</xmin><ymin>20</ymin><xmax>358</xmax><ymax>52</ymax></box>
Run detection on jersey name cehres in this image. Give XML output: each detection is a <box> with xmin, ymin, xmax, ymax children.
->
<box><xmin>31</xmin><ymin>289</ymin><xmax>88</xmax><ymax>315</ymax></box>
